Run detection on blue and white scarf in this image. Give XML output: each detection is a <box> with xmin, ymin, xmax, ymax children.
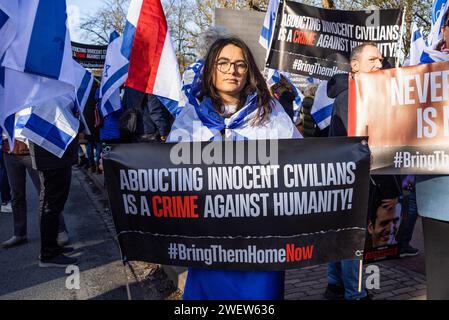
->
<box><xmin>168</xmin><ymin>92</ymin><xmax>302</xmax><ymax>142</ymax></box>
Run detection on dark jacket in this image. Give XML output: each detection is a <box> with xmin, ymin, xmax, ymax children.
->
<box><xmin>83</xmin><ymin>84</ymin><xmax>100</xmax><ymax>142</ymax></box>
<box><xmin>302</xmin><ymin>96</ymin><xmax>315</xmax><ymax>137</ymax></box>
<box><xmin>122</xmin><ymin>87</ymin><xmax>173</xmax><ymax>140</ymax></box>
<box><xmin>327</xmin><ymin>73</ymin><xmax>349</xmax><ymax>137</ymax></box>
<box><xmin>277</xmin><ymin>90</ymin><xmax>295</xmax><ymax>121</ymax></box>
<box><xmin>301</xmin><ymin>96</ymin><xmax>329</xmax><ymax>138</ymax></box>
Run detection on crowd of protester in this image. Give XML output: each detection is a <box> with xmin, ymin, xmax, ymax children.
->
<box><xmin>2</xmin><ymin>12</ymin><xmax>439</xmax><ymax>298</ymax></box>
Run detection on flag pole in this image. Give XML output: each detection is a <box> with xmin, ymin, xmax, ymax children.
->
<box><xmin>397</xmin><ymin>5</ymin><xmax>407</xmax><ymax>67</ymax></box>
<box><xmin>358</xmin><ymin>256</ymin><xmax>363</xmax><ymax>293</ymax></box>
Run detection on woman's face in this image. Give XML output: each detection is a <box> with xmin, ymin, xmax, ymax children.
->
<box><xmin>213</xmin><ymin>44</ymin><xmax>248</xmax><ymax>100</ymax></box>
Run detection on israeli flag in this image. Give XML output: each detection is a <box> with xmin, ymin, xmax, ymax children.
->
<box><xmin>1</xmin><ymin>0</ymin><xmax>79</xmax><ymax>157</ymax></box>
<box><xmin>25</xmin><ymin>62</ymin><xmax>90</xmax><ymax>154</ymax></box>
<box><xmin>419</xmin><ymin>1</ymin><xmax>449</xmax><ymax>64</ymax></box>
<box><xmin>421</xmin><ymin>47</ymin><xmax>449</xmax><ymax>63</ymax></box>
<box><xmin>1</xmin><ymin>61</ymin><xmax>89</xmax><ymax>154</ymax></box>
<box><xmin>9</xmin><ymin>107</ymin><xmax>32</xmax><ymax>142</ymax></box>
<box><xmin>100</xmin><ymin>30</ymin><xmax>128</xmax><ymax>117</ymax></box>
<box><xmin>427</xmin><ymin>0</ymin><xmax>449</xmax><ymax>47</ymax></box>
<box><xmin>179</xmin><ymin>59</ymin><xmax>204</xmax><ymax>110</ymax></box>
<box><xmin>409</xmin><ymin>23</ymin><xmax>427</xmax><ymax>66</ymax></box>
<box><xmin>1</xmin><ymin>0</ymin><xmax>75</xmax><ymax>129</ymax></box>
<box><xmin>311</xmin><ymin>80</ymin><xmax>334</xmax><ymax>130</ymax></box>
<box><xmin>267</xmin><ymin>68</ymin><xmax>304</xmax><ymax>123</ymax></box>
<box><xmin>21</xmin><ymin>94</ymin><xmax>79</xmax><ymax>158</ymax></box>
<box><xmin>432</xmin><ymin>0</ymin><xmax>448</xmax><ymax>25</ymax></box>
<box><xmin>0</xmin><ymin>0</ymin><xmax>18</xmax><ymax>59</ymax></box>
<box><xmin>259</xmin><ymin>0</ymin><xmax>279</xmax><ymax>50</ymax></box>
<box><xmin>168</xmin><ymin>97</ymin><xmax>301</xmax><ymax>143</ymax></box>
<box><xmin>74</xmin><ymin>61</ymin><xmax>93</xmax><ymax>135</ymax></box>
<box><xmin>74</xmin><ymin>61</ymin><xmax>93</xmax><ymax>113</ymax></box>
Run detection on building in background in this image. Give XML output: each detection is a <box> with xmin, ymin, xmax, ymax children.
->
<box><xmin>214</xmin><ymin>8</ymin><xmax>266</xmax><ymax>71</ymax></box>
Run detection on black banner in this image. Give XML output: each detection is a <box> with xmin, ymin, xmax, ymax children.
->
<box><xmin>71</xmin><ymin>41</ymin><xmax>107</xmax><ymax>69</ymax></box>
<box><xmin>103</xmin><ymin>138</ymin><xmax>371</xmax><ymax>271</ymax></box>
<box><xmin>266</xmin><ymin>1</ymin><xmax>403</xmax><ymax>80</ymax></box>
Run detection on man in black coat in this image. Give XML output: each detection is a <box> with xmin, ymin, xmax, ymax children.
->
<box><xmin>31</xmin><ymin>138</ymin><xmax>78</xmax><ymax>267</ymax></box>
<box><xmin>121</xmin><ymin>87</ymin><xmax>173</xmax><ymax>142</ymax></box>
<box><xmin>325</xmin><ymin>43</ymin><xmax>401</xmax><ymax>300</ymax></box>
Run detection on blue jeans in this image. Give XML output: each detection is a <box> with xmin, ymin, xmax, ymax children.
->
<box><xmin>328</xmin><ymin>260</ymin><xmax>367</xmax><ymax>300</ymax></box>
<box><xmin>401</xmin><ymin>191</ymin><xmax>418</xmax><ymax>245</ymax></box>
<box><xmin>86</xmin><ymin>142</ymin><xmax>102</xmax><ymax>167</ymax></box>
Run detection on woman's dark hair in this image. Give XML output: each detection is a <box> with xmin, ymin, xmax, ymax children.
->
<box><xmin>200</xmin><ymin>37</ymin><xmax>272</xmax><ymax>125</ymax></box>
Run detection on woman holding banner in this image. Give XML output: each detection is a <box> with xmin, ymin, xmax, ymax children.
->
<box><xmin>167</xmin><ymin>37</ymin><xmax>301</xmax><ymax>299</ymax></box>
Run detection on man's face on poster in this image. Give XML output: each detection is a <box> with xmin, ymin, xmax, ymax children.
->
<box><xmin>368</xmin><ymin>204</ymin><xmax>401</xmax><ymax>247</ymax></box>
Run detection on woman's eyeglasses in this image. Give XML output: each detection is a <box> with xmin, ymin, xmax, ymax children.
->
<box><xmin>216</xmin><ymin>60</ymin><xmax>248</xmax><ymax>74</ymax></box>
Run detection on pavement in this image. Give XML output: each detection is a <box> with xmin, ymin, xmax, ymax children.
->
<box><xmin>286</xmin><ymin>217</ymin><xmax>427</xmax><ymax>300</ymax></box>
<box><xmin>0</xmin><ymin>166</ymin><xmax>429</xmax><ymax>300</ymax></box>
<box><xmin>0</xmin><ymin>167</ymin><xmax>146</xmax><ymax>300</ymax></box>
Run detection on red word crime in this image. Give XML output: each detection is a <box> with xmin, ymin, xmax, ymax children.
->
<box><xmin>152</xmin><ymin>195</ymin><xmax>199</xmax><ymax>218</ymax></box>
<box><xmin>293</xmin><ymin>30</ymin><xmax>317</xmax><ymax>45</ymax></box>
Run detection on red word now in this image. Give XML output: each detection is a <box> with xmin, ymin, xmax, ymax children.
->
<box><xmin>152</xmin><ymin>195</ymin><xmax>199</xmax><ymax>218</ymax></box>
<box><xmin>286</xmin><ymin>244</ymin><xmax>314</xmax><ymax>262</ymax></box>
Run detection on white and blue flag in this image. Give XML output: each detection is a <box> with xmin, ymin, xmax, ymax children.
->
<box><xmin>1</xmin><ymin>0</ymin><xmax>78</xmax><ymax>157</ymax></box>
<box><xmin>311</xmin><ymin>80</ymin><xmax>334</xmax><ymax>130</ymax></box>
<box><xmin>1</xmin><ymin>0</ymin><xmax>75</xmax><ymax>119</ymax></box>
<box><xmin>419</xmin><ymin>1</ymin><xmax>449</xmax><ymax>64</ymax></box>
<box><xmin>179</xmin><ymin>59</ymin><xmax>204</xmax><ymax>110</ymax></box>
<box><xmin>409</xmin><ymin>23</ymin><xmax>427</xmax><ymax>66</ymax></box>
<box><xmin>21</xmin><ymin>94</ymin><xmax>80</xmax><ymax>158</ymax></box>
<box><xmin>74</xmin><ymin>61</ymin><xmax>93</xmax><ymax>135</ymax></box>
<box><xmin>74</xmin><ymin>61</ymin><xmax>93</xmax><ymax>113</ymax></box>
<box><xmin>0</xmin><ymin>0</ymin><xmax>18</xmax><ymax>59</ymax></box>
<box><xmin>267</xmin><ymin>68</ymin><xmax>304</xmax><ymax>123</ymax></box>
<box><xmin>11</xmin><ymin>64</ymin><xmax>86</xmax><ymax>159</ymax></box>
<box><xmin>259</xmin><ymin>0</ymin><xmax>279</xmax><ymax>50</ymax></box>
<box><xmin>432</xmin><ymin>0</ymin><xmax>448</xmax><ymax>25</ymax></box>
<box><xmin>100</xmin><ymin>30</ymin><xmax>128</xmax><ymax>117</ymax></box>
<box><xmin>168</xmin><ymin>94</ymin><xmax>301</xmax><ymax>143</ymax></box>
<box><xmin>2</xmin><ymin>61</ymin><xmax>90</xmax><ymax>156</ymax></box>
<box><xmin>426</xmin><ymin>0</ymin><xmax>449</xmax><ymax>48</ymax></box>
<box><xmin>421</xmin><ymin>46</ymin><xmax>449</xmax><ymax>63</ymax></box>
<box><xmin>10</xmin><ymin>107</ymin><xmax>32</xmax><ymax>142</ymax></box>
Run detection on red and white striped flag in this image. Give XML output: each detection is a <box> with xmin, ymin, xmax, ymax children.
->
<box><xmin>124</xmin><ymin>0</ymin><xmax>181</xmax><ymax>113</ymax></box>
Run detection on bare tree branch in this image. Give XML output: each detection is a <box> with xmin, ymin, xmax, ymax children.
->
<box><xmin>79</xmin><ymin>0</ymin><xmax>130</xmax><ymax>44</ymax></box>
